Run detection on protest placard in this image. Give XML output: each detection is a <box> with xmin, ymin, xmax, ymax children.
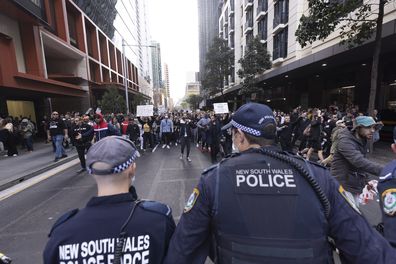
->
<box><xmin>136</xmin><ymin>105</ymin><xmax>153</xmax><ymax>117</ymax></box>
<box><xmin>213</xmin><ymin>103</ymin><xmax>229</xmax><ymax>114</ymax></box>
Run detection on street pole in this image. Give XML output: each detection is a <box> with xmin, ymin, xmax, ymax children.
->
<box><xmin>122</xmin><ymin>39</ymin><xmax>130</xmax><ymax>114</ymax></box>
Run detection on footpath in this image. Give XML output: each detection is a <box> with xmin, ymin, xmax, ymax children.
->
<box><xmin>0</xmin><ymin>140</ymin><xmax>78</xmax><ymax>191</ymax></box>
<box><xmin>0</xmin><ymin>139</ymin><xmax>394</xmax><ymax>192</ymax></box>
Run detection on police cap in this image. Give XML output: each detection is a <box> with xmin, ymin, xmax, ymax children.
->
<box><xmin>221</xmin><ymin>102</ymin><xmax>276</xmax><ymax>138</ymax></box>
<box><xmin>86</xmin><ymin>136</ymin><xmax>140</xmax><ymax>175</ymax></box>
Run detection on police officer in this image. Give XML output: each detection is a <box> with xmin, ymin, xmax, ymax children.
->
<box><xmin>44</xmin><ymin>136</ymin><xmax>175</xmax><ymax>264</ymax></box>
<box><xmin>164</xmin><ymin>103</ymin><xmax>396</xmax><ymax>264</ymax></box>
<box><xmin>71</xmin><ymin>115</ymin><xmax>94</xmax><ymax>173</ymax></box>
<box><xmin>377</xmin><ymin>143</ymin><xmax>396</xmax><ymax>248</ymax></box>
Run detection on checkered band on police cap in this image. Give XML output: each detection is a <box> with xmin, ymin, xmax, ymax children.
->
<box><xmin>86</xmin><ymin>136</ymin><xmax>139</xmax><ymax>175</ymax></box>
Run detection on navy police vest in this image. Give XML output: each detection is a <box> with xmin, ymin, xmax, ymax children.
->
<box><xmin>212</xmin><ymin>150</ymin><xmax>332</xmax><ymax>263</ymax></box>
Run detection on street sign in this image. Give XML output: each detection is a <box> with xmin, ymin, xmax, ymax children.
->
<box><xmin>136</xmin><ymin>105</ymin><xmax>153</xmax><ymax>117</ymax></box>
<box><xmin>213</xmin><ymin>103</ymin><xmax>229</xmax><ymax>114</ymax></box>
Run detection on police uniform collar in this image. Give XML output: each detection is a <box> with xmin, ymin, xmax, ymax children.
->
<box><xmin>87</xmin><ymin>192</ymin><xmax>136</xmax><ymax>207</ymax></box>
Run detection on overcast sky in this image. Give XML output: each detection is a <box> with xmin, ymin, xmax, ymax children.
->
<box><xmin>146</xmin><ymin>0</ymin><xmax>199</xmax><ymax>103</ymax></box>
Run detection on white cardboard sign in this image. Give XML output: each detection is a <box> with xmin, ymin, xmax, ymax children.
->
<box><xmin>213</xmin><ymin>103</ymin><xmax>229</xmax><ymax>114</ymax></box>
<box><xmin>136</xmin><ymin>105</ymin><xmax>154</xmax><ymax>117</ymax></box>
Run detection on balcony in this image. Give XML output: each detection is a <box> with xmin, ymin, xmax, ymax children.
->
<box><xmin>244</xmin><ymin>0</ymin><xmax>253</xmax><ymax>11</ymax></box>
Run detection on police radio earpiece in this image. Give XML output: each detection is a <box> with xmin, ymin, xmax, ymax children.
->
<box><xmin>113</xmin><ymin>200</ymin><xmax>143</xmax><ymax>264</ymax></box>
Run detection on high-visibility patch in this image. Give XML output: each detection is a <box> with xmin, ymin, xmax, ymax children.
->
<box><xmin>338</xmin><ymin>185</ymin><xmax>361</xmax><ymax>215</ymax></box>
<box><xmin>382</xmin><ymin>188</ymin><xmax>396</xmax><ymax>216</ymax></box>
<box><xmin>184</xmin><ymin>188</ymin><xmax>199</xmax><ymax>213</ymax></box>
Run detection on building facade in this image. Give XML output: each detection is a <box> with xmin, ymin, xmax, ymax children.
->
<box><xmin>163</xmin><ymin>63</ymin><xmax>170</xmax><ymax>108</ymax></box>
<box><xmin>216</xmin><ymin>0</ymin><xmax>396</xmax><ymax>118</ymax></box>
<box><xmin>198</xmin><ymin>0</ymin><xmax>221</xmax><ymax>83</ymax></box>
<box><xmin>185</xmin><ymin>82</ymin><xmax>201</xmax><ymax>97</ymax></box>
<box><xmin>0</xmin><ymin>0</ymin><xmax>151</xmax><ymax>121</ymax></box>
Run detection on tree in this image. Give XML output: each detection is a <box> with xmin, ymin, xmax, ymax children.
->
<box><xmin>237</xmin><ymin>36</ymin><xmax>272</xmax><ymax>94</ymax></box>
<box><xmin>98</xmin><ymin>86</ymin><xmax>126</xmax><ymax>114</ymax></box>
<box><xmin>295</xmin><ymin>0</ymin><xmax>392</xmax><ymax>115</ymax></box>
<box><xmin>185</xmin><ymin>94</ymin><xmax>204</xmax><ymax>110</ymax></box>
<box><xmin>202</xmin><ymin>37</ymin><xmax>234</xmax><ymax>98</ymax></box>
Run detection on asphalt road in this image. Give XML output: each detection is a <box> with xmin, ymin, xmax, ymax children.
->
<box><xmin>0</xmin><ymin>143</ymin><xmax>384</xmax><ymax>263</ymax></box>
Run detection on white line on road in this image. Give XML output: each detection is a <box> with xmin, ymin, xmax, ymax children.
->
<box><xmin>152</xmin><ymin>143</ymin><xmax>159</xmax><ymax>153</ymax></box>
<box><xmin>0</xmin><ymin>158</ymin><xmax>79</xmax><ymax>202</ymax></box>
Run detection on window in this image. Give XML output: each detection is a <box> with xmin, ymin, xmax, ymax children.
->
<box><xmin>245</xmin><ymin>8</ymin><xmax>253</xmax><ymax>30</ymax></box>
<box><xmin>67</xmin><ymin>12</ymin><xmax>78</xmax><ymax>48</ymax></box>
<box><xmin>273</xmin><ymin>28</ymin><xmax>288</xmax><ymax>60</ymax></box>
<box><xmin>257</xmin><ymin>0</ymin><xmax>268</xmax><ymax>13</ymax></box>
<box><xmin>246</xmin><ymin>32</ymin><xmax>254</xmax><ymax>45</ymax></box>
<box><xmin>258</xmin><ymin>16</ymin><xmax>267</xmax><ymax>41</ymax></box>
<box><xmin>229</xmin><ymin>32</ymin><xmax>235</xmax><ymax>48</ymax></box>
<box><xmin>273</xmin><ymin>0</ymin><xmax>288</xmax><ymax>28</ymax></box>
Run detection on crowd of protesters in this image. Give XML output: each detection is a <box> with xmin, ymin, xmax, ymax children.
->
<box><xmin>0</xmin><ymin>115</ymin><xmax>36</xmax><ymax>157</ymax></box>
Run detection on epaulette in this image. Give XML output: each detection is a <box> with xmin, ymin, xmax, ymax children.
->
<box><xmin>140</xmin><ymin>200</ymin><xmax>172</xmax><ymax>216</ymax></box>
<box><xmin>379</xmin><ymin>160</ymin><xmax>396</xmax><ymax>183</ymax></box>
<box><xmin>48</xmin><ymin>209</ymin><xmax>79</xmax><ymax>237</ymax></box>
<box><xmin>202</xmin><ymin>164</ymin><xmax>218</xmax><ymax>175</ymax></box>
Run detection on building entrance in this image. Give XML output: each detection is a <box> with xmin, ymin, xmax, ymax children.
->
<box><xmin>6</xmin><ymin>100</ymin><xmax>37</xmax><ymax>123</ymax></box>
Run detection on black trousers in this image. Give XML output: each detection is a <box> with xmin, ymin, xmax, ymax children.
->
<box><xmin>163</xmin><ymin>132</ymin><xmax>171</xmax><ymax>145</ymax></box>
<box><xmin>180</xmin><ymin>137</ymin><xmax>191</xmax><ymax>157</ymax></box>
<box><xmin>76</xmin><ymin>144</ymin><xmax>90</xmax><ymax>168</ymax></box>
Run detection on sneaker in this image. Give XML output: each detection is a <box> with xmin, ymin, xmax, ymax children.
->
<box><xmin>54</xmin><ymin>158</ymin><xmax>59</xmax><ymax>162</ymax></box>
<box><xmin>175</xmin><ymin>142</ymin><xmax>178</xmax><ymax>146</ymax></box>
<box><xmin>187</xmin><ymin>157</ymin><xmax>192</xmax><ymax>162</ymax></box>
<box><xmin>61</xmin><ymin>154</ymin><xmax>68</xmax><ymax>159</ymax></box>
<box><xmin>77</xmin><ymin>168</ymin><xmax>86</xmax><ymax>173</ymax></box>
<box><xmin>12</xmin><ymin>154</ymin><xmax>18</xmax><ymax>157</ymax></box>
<box><xmin>162</xmin><ymin>144</ymin><xmax>166</xmax><ymax>149</ymax></box>
<box><xmin>196</xmin><ymin>143</ymin><xmax>199</xmax><ymax>148</ymax></box>
<box><xmin>166</xmin><ymin>145</ymin><xmax>170</xmax><ymax>149</ymax></box>
<box><xmin>3</xmin><ymin>154</ymin><xmax>8</xmax><ymax>157</ymax></box>
<box><xmin>179</xmin><ymin>155</ymin><xmax>183</xmax><ymax>160</ymax></box>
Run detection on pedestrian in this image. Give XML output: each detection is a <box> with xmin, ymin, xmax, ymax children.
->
<box><xmin>4</xmin><ymin>119</ymin><xmax>18</xmax><ymax>157</ymax></box>
<box><xmin>196</xmin><ymin>114</ymin><xmax>211</xmax><ymax>151</ymax></box>
<box><xmin>208</xmin><ymin>115</ymin><xmax>222</xmax><ymax>164</ymax></box>
<box><xmin>19</xmin><ymin>118</ymin><xmax>34</xmax><ymax>152</ymax></box>
<box><xmin>160</xmin><ymin>115</ymin><xmax>173</xmax><ymax>149</ymax></box>
<box><xmin>93</xmin><ymin>113</ymin><xmax>120</xmax><ymax>142</ymax></box>
<box><xmin>331</xmin><ymin>116</ymin><xmax>384</xmax><ymax>203</ymax></box>
<box><xmin>126</xmin><ymin>118</ymin><xmax>141</xmax><ymax>146</ymax></box>
<box><xmin>277</xmin><ymin>114</ymin><xmax>293</xmax><ymax>152</ymax></box>
<box><xmin>179</xmin><ymin>114</ymin><xmax>192</xmax><ymax>161</ymax></box>
<box><xmin>320</xmin><ymin>119</ymin><xmax>346</xmax><ymax>166</ymax></box>
<box><xmin>47</xmin><ymin>111</ymin><xmax>68</xmax><ymax>162</ymax></box>
<box><xmin>305</xmin><ymin>113</ymin><xmax>324</xmax><ymax>161</ymax></box>
<box><xmin>164</xmin><ymin>102</ymin><xmax>396</xmax><ymax>263</ymax></box>
<box><xmin>71</xmin><ymin>116</ymin><xmax>93</xmax><ymax>173</ymax></box>
<box><xmin>43</xmin><ymin>136</ymin><xmax>175</xmax><ymax>263</ymax></box>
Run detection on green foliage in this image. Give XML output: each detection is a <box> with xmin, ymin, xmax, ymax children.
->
<box><xmin>295</xmin><ymin>0</ymin><xmax>384</xmax><ymax>48</ymax></box>
<box><xmin>185</xmin><ymin>94</ymin><xmax>204</xmax><ymax>110</ymax></box>
<box><xmin>237</xmin><ymin>36</ymin><xmax>272</xmax><ymax>93</ymax></box>
<box><xmin>98</xmin><ymin>86</ymin><xmax>126</xmax><ymax>114</ymax></box>
<box><xmin>202</xmin><ymin>37</ymin><xmax>234</xmax><ymax>96</ymax></box>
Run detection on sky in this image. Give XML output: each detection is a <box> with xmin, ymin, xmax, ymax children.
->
<box><xmin>146</xmin><ymin>0</ymin><xmax>199</xmax><ymax>104</ymax></box>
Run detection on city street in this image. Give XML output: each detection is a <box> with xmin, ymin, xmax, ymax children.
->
<box><xmin>0</xmin><ymin>141</ymin><xmax>391</xmax><ymax>263</ymax></box>
<box><xmin>0</xmin><ymin>144</ymin><xmax>212</xmax><ymax>263</ymax></box>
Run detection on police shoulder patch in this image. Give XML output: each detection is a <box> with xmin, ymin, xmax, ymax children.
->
<box><xmin>140</xmin><ymin>200</ymin><xmax>172</xmax><ymax>216</ymax></box>
<box><xmin>338</xmin><ymin>185</ymin><xmax>361</xmax><ymax>215</ymax></box>
<box><xmin>382</xmin><ymin>188</ymin><xmax>396</xmax><ymax>216</ymax></box>
<box><xmin>184</xmin><ymin>187</ymin><xmax>200</xmax><ymax>213</ymax></box>
<box><xmin>48</xmin><ymin>208</ymin><xmax>79</xmax><ymax>237</ymax></box>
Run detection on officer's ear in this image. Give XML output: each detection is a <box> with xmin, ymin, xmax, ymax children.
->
<box><xmin>235</xmin><ymin>128</ymin><xmax>246</xmax><ymax>144</ymax></box>
<box><xmin>127</xmin><ymin>163</ymin><xmax>137</xmax><ymax>179</ymax></box>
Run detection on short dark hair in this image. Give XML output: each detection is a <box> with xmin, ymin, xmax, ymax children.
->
<box><xmin>239</xmin><ymin>123</ymin><xmax>276</xmax><ymax>146</ymax></box>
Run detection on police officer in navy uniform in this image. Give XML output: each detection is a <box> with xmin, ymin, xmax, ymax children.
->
<box><xmin>378</xmin><ymin>143</ymin><xmax>396</xmax><ymax>248</ymax></box>
<box><xmin>164</xmin><ymin>103</ymin><xmax>396</xmax><ymax>264</ymax></box>
<box><xmin>43</xmin><ymin>136</ymin><xmax>175</xmax><ymax>264</ymax></box>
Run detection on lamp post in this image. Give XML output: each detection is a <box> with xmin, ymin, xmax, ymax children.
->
<box><xmin>121</xmin><ymin>40</ymin><xmax>156</xmax><ymax>114</ymax></box>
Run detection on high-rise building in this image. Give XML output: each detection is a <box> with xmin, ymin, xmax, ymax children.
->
<box><xmin>185</xmin><ymin>82</ymin><xmax>201</xmax><ymax>97</ymax></box>
<box><xmin>216</xmin><ymin>0</ymin><xmax>396</xmax><ymax>112</ymax></box>
<box><xmin>0</xmin><ymin>0</ymin><xmax>152</xmax><ymax>120</ymax></box>
<box><xmin>198</xmin><ymin>0</ymin><xmax>221</xmax><ymax>83</ymax></box>
<box><xmin>163</xmin><ymin>63</ymin><xmax>170</xmax><ymax>108</ymax></box>
<box><xmin>151</xmin><ymin>41</ymin><xmax>163</xmax><ymax>89</ymax></box>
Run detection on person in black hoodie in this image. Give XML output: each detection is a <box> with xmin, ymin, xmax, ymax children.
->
<box><xmin>208</xmin><ymin>115</ymin><xmax>222</xmax><ymax>164</ymax></box>
<box><xmin>179</xmin><ymin>114</ymin><xmax>193</xmax><ymax>161</ymax></box>
<box><xmin>277</xmin><ymin>115</ymin><xmax>293</xmax><ymax>152</ymax></box>
<box><xmin>71</xmin><ymin>116</ymin><xmax>93</xmax><ymax>172</ymax></box>
<box><xmin>126</xmin><ymin>118</ymin><xmax>141</xmax><ymax>146</ymax></box>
